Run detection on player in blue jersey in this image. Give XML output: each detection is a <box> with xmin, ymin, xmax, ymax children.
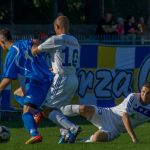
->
<box><xmin>0</xmin><ymin>29</ymin><xmax>53</xmax><ymax>144</ymax></box>
<box><xmin>0</xmin><ymin>28</ymin><xmax>81</xmax><ymax>144</ymax></box>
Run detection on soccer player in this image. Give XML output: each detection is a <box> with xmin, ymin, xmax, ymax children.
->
<box><xmin>31</xmin><ymin>15</ymin><xmax>81</xmax><ymax>143</ymax></box>
<box><xmin>0</xmin><ymin>29</ymin><xmax>53</xmax><ymax>144</ymax></box>
<box><xmin>62</xmin><ymin>82</ymin><xmax>150</xmax><ymax>143</ymax></box>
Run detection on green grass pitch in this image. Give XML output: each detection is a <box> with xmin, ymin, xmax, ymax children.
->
<box><xmin>0</xmin><ymin>116</ymin><xmax>150</xmax><ymax>150</ymax></box>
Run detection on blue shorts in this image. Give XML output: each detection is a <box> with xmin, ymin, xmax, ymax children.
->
<box><xmin>24</xmin><ymin>80</ymin><xmax>51</xmax><ymax>108</ymax></box>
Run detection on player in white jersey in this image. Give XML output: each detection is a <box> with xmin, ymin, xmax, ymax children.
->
<box><xmin>62</xmin><ymin>82</ymin><xmax>150</xmax><ymax>143</ymax></box>
<box><xmin>32</xmin><ymin>16</ymin><xmax>80</xmax><ymax>108</ymax></box>
<box><xmin>31</xmin><ymin>15</ymin><xmax>80</xmax><ymax>143</ymax></box>
<box><xmin>37</xmin><ymin>33</ymin><xmax>80</xmax><ymax>108</ymax></box>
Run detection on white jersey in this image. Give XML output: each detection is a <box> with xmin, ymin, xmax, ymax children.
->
<box><xmin>90</xmin><ymin>93</ymin><xmax>150</xmax><ymax>140</ymax></box>
<box><xmin>38</xmin><ymin>34</ymin><xmax>80</xmax><ymax>75</ymax></box>
<box><xmin>111</xmin><ymin>93</ymin><xmax>150</xmax><ymax>129</ymax></box>
<box><xmin>43</xmin><ymin>73</ymin><xmax>78</xmax><ymax>109</ymax></box>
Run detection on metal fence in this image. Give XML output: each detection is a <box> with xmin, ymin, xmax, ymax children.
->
<box><xmin>13</xmin><ymin>34</ymin><xmax>150</xmax><ymax>45</ymax></box>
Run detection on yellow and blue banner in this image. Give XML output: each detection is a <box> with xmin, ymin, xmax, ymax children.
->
<box><xmin>0</xmin><ymin>44</ymin><xmax>150</xmax><ymax>109</ymax></box>
<box><xmin>78</xmin><ymin>44</ymin><xmax>150</xmax><ymax>106</ymax></box>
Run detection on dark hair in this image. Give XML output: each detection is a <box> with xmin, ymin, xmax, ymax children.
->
<box><xmin>143</xmin><ymin>82</ymin><xmax>150</xmax><ymax>89</ymax></box>
<box><xmin>0</xmin><ymin>28</ymin><xmax>12</xmax><ymax>41</ymax></box>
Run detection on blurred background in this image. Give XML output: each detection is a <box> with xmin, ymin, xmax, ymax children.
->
<box><xmin>0</xmin><ymin>0</ymin><xmax>150</xmax><ymax>34</ymax></box>
<box><xmin>0</xmin><ymin>0</ymin><xmax>149</xmax><ymax>24</ymax></box>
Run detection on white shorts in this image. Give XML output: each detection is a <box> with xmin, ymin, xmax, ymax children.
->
<box><xmin>89</xmin><ymin>106</ymin><xmax>120</xmax><ymax>141</ymax></box>
<box><xmin>42</xmin><ymin>73</ymin><xmax>78</xmax><ymax>109</ymax></box>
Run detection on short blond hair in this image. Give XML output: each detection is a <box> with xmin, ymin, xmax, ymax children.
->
<box><xmin>54</xmin><ymin>15</ymin><xmax>70</xmax><ymax>31</ymax></box>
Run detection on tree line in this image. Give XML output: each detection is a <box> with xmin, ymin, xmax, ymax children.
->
<box><xmin>0</xmin><ymin>0</ymin><xmax>149</xmax><ymax>24</ymax></box>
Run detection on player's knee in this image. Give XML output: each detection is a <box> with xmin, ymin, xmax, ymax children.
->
<box><xmin>80</xmin><ymin>105</ymin><xmax>95</xmax><ymax>118</ymax></box>
<box><xmin>92</xmin><ymin>135</ymin><xmax>103</xmax><ymax>142</ymax></box>
<box><xmin>80</xmin><ymin>105</ymin><xmax>94</xmax><ymax>113</ymax></box>
<box><xmin>14</xmin><ymin>87</ymin><xmax>25</xmax><ymax>97</ymax></box>
<box><xmin>87</xmin><ymin>134</ymin><xmax>99</xmax><ymax>142</ymax></box>
<box><xmin>92</xmin><ymin>131</ymin><xmax>108</xmax><ymax>142</ymax></box>
<box><xmin>91</xmin><ymin>135</ymin><xmax>98</xmax><ymax>142</ymax></box>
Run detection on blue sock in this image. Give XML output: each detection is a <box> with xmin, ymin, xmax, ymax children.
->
<box><xmin>22</xmin><ymin>112</ymin><xmax>39</xmax><ymax>137</ymax></box>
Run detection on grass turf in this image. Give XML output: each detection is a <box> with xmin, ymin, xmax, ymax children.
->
<box><xmin>0</xmin><ymin>116</ymin><xmax>150</xmax><ymax>150</ymax></box>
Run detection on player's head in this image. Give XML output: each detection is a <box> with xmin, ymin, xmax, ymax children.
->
<box><xmin>0</xmin><ymin>28</ymin><xmax>12</xmax><ymax>50</ymax></box>
<box><xmin>53</xmin><ymin>15</ymin><xmax>70</xmax><ymax>35</ymax></box>
<box><xmin>140</xmin><ymin>82</ymin><xmax>150</xmax><ymax>104</ymax></box>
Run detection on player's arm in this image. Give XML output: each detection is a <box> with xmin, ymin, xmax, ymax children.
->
<box><xmin>31</xmin><ymin>37</ymin><xmax>54</xmax><ymax>56</ymax></box>
<box><xmin>0</xmin><ymin>47</ymin><xmax>18</xmax><ymax>94</ymax></box>
<box><xmin>0</xmin><ymin>78</ymin><xmax>12</xmax><ymax>93</ymax></box>
<box><xmin>29</xmin><ymin>39</ymin><xmax>41</xmax><ymax>56</ymax></box>
<box><xmin>122</xmin><ymin>112</ymin><xmax>138</xmax><ymax>143</ymax></box>
<box><xmin>31</xmin><ymin>37</ymin><xmax>62</xmax><ymax>56</ymax></box>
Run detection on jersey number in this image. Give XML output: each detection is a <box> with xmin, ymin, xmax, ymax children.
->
<box><xmin>62</xmin><ymin>47</ymin><xmax>78</xmax><ymax>67</ymax></box>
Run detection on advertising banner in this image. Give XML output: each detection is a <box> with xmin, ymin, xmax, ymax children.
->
<box><xmin>77</xmin><ymin>44</ymin><xmax>150</xmax><ymax>106</ymax></box>
<box><xmin>0</xmin><ymin>44</ymin><xmax>150</xmax><ymax>110</ymax></box>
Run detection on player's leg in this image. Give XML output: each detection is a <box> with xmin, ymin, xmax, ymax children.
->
<box><xmin>91</xmin><ymin>130</ymin><xmax>108</xmax><ymax>142</ymax></box>
<box><xmin>42</xmin><ymin>106</ymin><xmax>81</xmax><ymax>143</ymax></box>
<box><xmin>14</xmin><ymin>87</ymin><xmax>25</xmax><ymax>107</ymax></box>
<box><xmin>14</xmin><ymin>87</ymin><xmax>25</xmax><ymax>97</ymax></box>
<box><xmin>43</xmin><ymin>74</ymin><xmax>81</xmax><ymax>143</ymax></box>
<box><xmin>33</xmin><ymin>111</ymin><xmax>44</xmax><ymax>126</ymax></box>
<box><xmin>56</xmin><ymin>74</ymin><xmax>81</xmax><ymax>143</ymax></box>
<box><xmin>14</xmin><ymin>87</ymin><xmax>43</xmax><ymax>125</ymax></box>
<box><xmin>22</xmin><ymin>104</ymin><xmax>42</xmax><ymax>144</ymax></box>
<box><xmin>82</xmin><ymin>130</ymin><xmax>108</xmax><ymax>143</ymax></box>
<box><xmin>23</xmin><ymin>81</ymin><xmax>50</xmax><ymax>144</ymax></box>
<box><xmin>62</xmin><ymin>105</ymin><xmax>95</xmax><ymax>120</ymax></box>
<box><xmin>79</xmin><ymin>106</ymin><xmax>109</xmax><ymax>143</ymax></box>
<box><xmin>42</xmin><ymin>106</ymin><xmax>72</xmax><ymax>131</ymax></box>
<box><xmin>14</xmin><ymin>74</ymin><xmax>27</xmax><ymax>106</ymax></box>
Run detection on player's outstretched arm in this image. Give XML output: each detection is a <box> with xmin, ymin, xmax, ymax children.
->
<box><xmin>122</xmin><ymin>112</ymin><xmax>138</xmax><ymax>144</ymax></box>
<box><xmin>0</xmin><ymin>78</ymin><xmax>12</xmax><ymax>93</ymax></box>
<box><xmin>31</xmin><ymin>36</ymin><xmax>63</xmax><ymax>57</ymax></box>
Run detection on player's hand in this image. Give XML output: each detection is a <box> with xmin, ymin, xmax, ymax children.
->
<box><xmin>31</xmin><ymin>39</ymin><xmax>40</xmax><ymax>56</ymax></box>
<box><xmin>31</xmin><ymin>46</ymin><xmax>39</xmax><ymax>56</ymax></box>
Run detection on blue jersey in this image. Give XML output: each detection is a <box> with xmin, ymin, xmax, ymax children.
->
<box><xmin>3</xmin><ymin>40</ymin><xmax>53</xmax><ymax>82</ymax></box>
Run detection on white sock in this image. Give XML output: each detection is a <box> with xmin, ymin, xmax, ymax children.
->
<box><xmin>48</xmin><ymin>110</ymin><xmax>76</xmax><ymax>129</ymax></box>
<box><xmin>83</xmin><ymin>135</ymin><xmax>93</xmax><ymax>143</ymax></box>
<box><xmin>90</xmin><ymin>135</ymin><xmax>93</xmax><ymax>142</ymax></box>
<box><xmin>60</xmin><ymin>128</ymin><xmax>69</xmax><ymax>136</ymax></box>
<box><xmin>60</xmin><ymin>105</ymin><xmax>80</xmax><ymax>116</ymax></box>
